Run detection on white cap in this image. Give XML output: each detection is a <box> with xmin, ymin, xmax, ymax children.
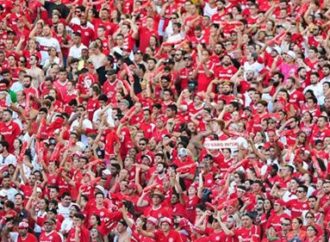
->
<box><xmin>95</xmin><ymin>185</ymin><xmax>107</xmax><ymax>197</ymax></box>
<box><xmin>102</xmin><ymin>169</ymin><xmax>111</xmax><ymax>176</ymax></box>
<box><xmin>147</xmin><ymin>216</ymin><xmax>158</xmax><ymax>225</ymax></box>
<box><xmin>160</xmin><ymin>217</ymin><xmax>172</xmax><ymax>225</ymax></box>
<box><xmin>0</xmin><ymin>190</ymin><xmax>7</xmax><ymax>197</ymax></box>
<box><xmin>287</xmin><ymin>50</ymin><xmax>296</xmax><ymax>59</ymax></box>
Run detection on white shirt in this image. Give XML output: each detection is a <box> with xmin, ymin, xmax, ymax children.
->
<box><xmin>68</xmin><ymin>43</ymin><xmax>87</xmax><ymax>59</ymax></box>
<box><xmin>70</xmin><ymin>17</ymin><xmax>94</xmax><ymax>29</ymax></box>
<box><xmin>0</xmin><ymin>187</ymin><xmax>18</xmax><ymax>202</ymax></box>
<box><xmin>304</xmin><ymin>83</ymin><xmax>324</xmax><ymax>104</ymax></box>
<box><xmin>70</xmin><ymin>118</ymin><xmax>93</xmax><ymax>146</ymax></box>
<box><xmin>60</xmin><ymin>217</ymin><xmax>73</xmax><ymax>234</ymax></box>
<box><xmin>10</xmin><ymin>81</ymin><xmax>24</xmax><ymax>93</ymax></box>
<box><xmin>57</xmin><ymin>203</ymin><xmax>71</xmax><ymax>219</ymax></box>
<box><xmin>0</xmin><ymin>154</ymin><xmax>17</xmax><ymax>168</ymax></box>
<box><xmin>93</xmin><ymin>107</ymin><xmax>115</xmax><ymax>128</ymax></box>
<box><xmin>35</xmin><ymin>36</ymin><xmax>61</xmax><ymax>65</ymax></box>
<box><xmin>243</xmin><ymin>61</ymin><xmax>264</xmax><ymax>79</ymax></box>
<box><xmin>203</xmin><ymin>3</ymin><xmax>217</xmax><ymax>18</ymax></box>
<box><xmin>166</xmin><ymin>33</ymin><xmax>185</xmax><ymax>43</ymax></box>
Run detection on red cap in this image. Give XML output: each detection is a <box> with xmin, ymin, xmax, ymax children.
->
<box><xmin>274</xmin><ymin>199</ymin><xmax>286</xmax><ymax>207</ymax></box>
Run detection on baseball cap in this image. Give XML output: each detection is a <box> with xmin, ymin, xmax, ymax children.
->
<box><xmin>287</xmin><ymin>50</ymin><xmax>296</xmax><ymax>59</ymax></box>
<box><xmin>160</xmin><ymin>217</ymin><xmax>172</xmax><ymax>225</ymax></box>
<box><xmin>18</xmin><ymin>222</ymin><xmax>29</xmax><ymax>229</ymax></box>
<box><xmin>147</xmin><ymin>217</ymin><xmax>158</xmax><ymax>226</ymax></box>
<box><xmin>0</xmin><ymin>190</ymin><xmax>7</xmax><ymax>197</ymax></box>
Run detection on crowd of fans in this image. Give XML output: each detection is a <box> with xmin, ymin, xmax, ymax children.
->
<box><xmin>0</xmin><ymin>0</ymin><xmax>330</xmax><ymax>241</ymax></box>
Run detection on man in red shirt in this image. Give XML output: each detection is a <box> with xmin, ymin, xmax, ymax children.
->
<box><xmin>193</xmin><ymin>47</ymin><xmax>214</xmax><ymax>92</ymax></box>
<box><xmin>0</xmin><ymin>109</ymin><xmax>21</xmax><ymax>152</ymax></box>
<box><xmin>102</xmin><ymin>69</ymin><xmax>122</xmax><ymax>103</ymax></box>
<box><xmin>138</xmin><ymin>16</ymin><xmax>158</xmax><ymax>53</ymax></box>
<box><xmin>39</xmin><ymin>219</ymin><xmax>62</xmax><ymax>242</ymax></box>
<box><xmin>215</xmin><ymin>55</ymin><xmax>237</xmax><ymax>81</ymax></box>
<box><xmin>318</xmin><ymin>180</ymin><xmax>330</xmax><ymax>214</ymax></box>
<box><xmin>66</xmin><ymin>213</ymin><xmax>90</xmax><ymax>242</ymax></box>
<box><xmin>266</xmin><ymin>199</ymin><xmax>288</xmax><ymax>231</ymax></box>
<box><xmin>17</xmin><ymin>221</ymin><xmax>38</xmax><ymax>242</ymax></box>
<box><xmin>235</xmin><ymin>213</ymin><xmax>261</xmax><ymax>242</ymax></box>
<box><xmin>137</xmin><ymin>187</ymin><xmax>172</xmax><ymax>220</ymax></box>
<box><xmin>286</xmin><ymin>185</ymin><xmax>309</xmax><ymax>218</ymax></box>
<box><xmin>53</xmin><ymin>68</ymin><xmax>69</xmax><ymax>101</ymax></box>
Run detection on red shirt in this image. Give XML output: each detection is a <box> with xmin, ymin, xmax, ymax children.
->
<box><xmin>17</xmin><ymin>233</ymin><xmax>38</xmax><ymax>242</ymax></box>
<box><xmin>143</xmin><ymin>204</ymin><xmax>172</xmax><ymax>220</ymax></box>
<box><xmin>86</xmin><ymin>97</ymin><xmax>100</xmax><ymax>120</ymax></box>
<box><xmin>154</xmin><ymin>229</ymin><xmax>183</xmax><ymax>242</ymax></box>
<box><xmin>39</xmin><ymin>230</ymin><xmax>62</xmax><ymax>242</ymax></box>
<box><xmin>286</xmin><ymin>199</ymin><xmax>309</xmax><ymax>218</ymax></box>
<box><xmin>215</xmin><ymin>65</ymin><xmax>238</xmax><ymax>80</ymax></box>
<box><xmin>77</xmin><ymin>72</ymin><xmax>98</xmax><ymax>96</ymax></box>
<box><xmin>70</xmin><ymin>24</ymin><xmax>95</xmax><ymax>46</ymax></box>
<box><xmin>0</xmin><ymin>120</ymin><xmax>21</xmax><ymax>152</ymax></box>
<box><xmin>177</xmin><ymin>66</ymin><xmax>195</xmax><ymax>90</ymax></box>
<box><xmin>288</xmin><ymin>89</ymin><xmax>305</xmax><ymax>108</ymax></box>
<box><xmin>196</xmin><ymin>61</ymin><xmax>214</xmax><ymax>92</ymax></box>
<box><xmin>104</xmin><ymin>129</ymin><xmax>120</xmax><ymax>158</ymax></box>
<box><xmin>139</xmin><ymin>26</ymin><xmax>158</xmax><ymax>53</ymax></box>
<box><xmin>93</xmin><ymin>19</ymin><xmax>117</xmax><ymax>36</ymax></box>
<box><xmin>102</xmin><ymin>79</ymin><xmax>122</xmax><ymax>103</ymax></box>
<box><xmin>265</xmin><ymin>211</ymin><xmax>288</xmax><ymax>231</ymax></box>
<box><xmin>53</xmin><ymin>80</ymin><xmax>68</xmax><ymax>101</ymax></box>
<box><xmin>67</xmin><ymin>226</ymin><xmax>90</xmax><ymax>242</ymax></box>
<box><xmin>235</xmin><ymin>225</ymin><xmax>260</xmax><ymax>242</ymax></box>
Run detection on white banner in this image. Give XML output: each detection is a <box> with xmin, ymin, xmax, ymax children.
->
<box><xmin>204</xmin><ymin>140</ymin><xmax>239</xmax><ymax>149</ymax></box>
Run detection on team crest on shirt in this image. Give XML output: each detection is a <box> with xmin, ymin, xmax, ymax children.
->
<box><xmin>228</xmin><ymin>69</ymin><xmax>232</xmax><ymax>73</ymax></box>
<box><xmin>216</xmin><ymin>236</ymin><xmax>220</xmax><ymax>240</ymax></box>
<box><xmin>169</xmin><ymin>238</ymin><xmax>174</xmax><ymax>242</ymax></box>
<box><xmin>50</xmin><ymin>236</ymin><xmax>53</xmax><ymax>239</ymax></box>
<box><xmin>303</xmin><ymin>204</ymin><xmax>307</xmax><ymax>208</ymax></box>
<box><xmin>84</xmin><ymin>78</ymin><xmax>92</xmax><ymax>89</ymax></box>
<box><xmin>100</xmin><ymin>211</ymin><xmax>104</xmax><ymax>216</ymax></box>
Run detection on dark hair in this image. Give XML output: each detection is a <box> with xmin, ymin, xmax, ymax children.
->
<box><xmin>48</xmin><ymin>185</ymin><xmax>59</xmax><ymax>192</ymax></box>
<box><xmin>74</xmin><ymin>212</ymin><xmax>85</xmax><ymax>221</ymax></box>
<box><xmin>167</xmin><ymin>104</ymin><xmax>178</xmax><ymax>114</ymax></box>
<box><xmin>15</xmin><ymin>193</ymin><xmax>25</xmax><ymax>200</ymax></box>
<box><xmin>91</xmin><ymin>214</ymin><xmax>101</xmax><ymax>225</ymax></box>
<box><xmin>0</xmin><ymin>141</ymin><xmax>9</xmax><ymax>150</ymax></box>
<box><xmin>61</xmin><ymin>192</ymin><xmax>71</xmax><ymax>199</ymax></box>
<box><xmin>298</xmin><ymin>185</ymin><xmax>308</xmax><ymax>193</ymax></box>
<box><xmin>95</xmin><ymin>192</ymin><xmax>104</xmax><ymax>198</ymax></box>
<box><xmin>3</xmin><ymin>109</ymin><xmax>13</xmax><ymax>116</ymax></box>
<box><xmin>98</xmin><ymin>94</ymin><xmax>108</xmax><ymax>102</ymax></box>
